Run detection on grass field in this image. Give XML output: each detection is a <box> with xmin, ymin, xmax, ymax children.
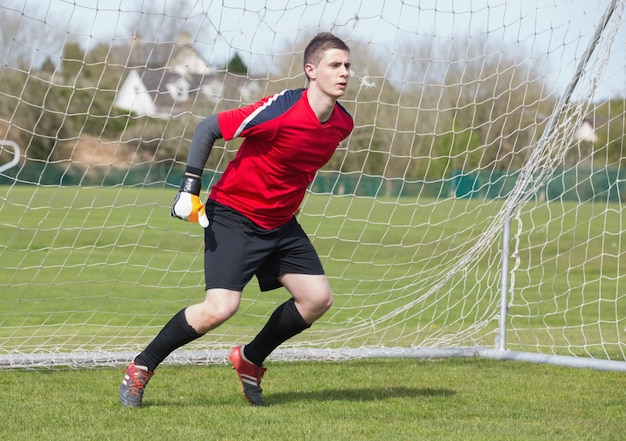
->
<box><xmin>2</xmin><ymin>358</ymin><xmax>625</xmax><ymax>440</ymax></box>
<box><xmin>1</xmin><ymin>185</ymin><xmax>624</xmax><ymax>357</ymax></box>
<box><xmin>1</xmin><ymin>185</ymin><xmax>625</xmax><ymax>439</ymax></box>
<box><xmin>0</xmin><ymin>186</ymin><xmax>506</xmax><ymax>352</ymax></box>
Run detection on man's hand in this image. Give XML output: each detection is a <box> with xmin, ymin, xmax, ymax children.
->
<box><xmin>171</xmin><ymin>175</ymin><xmax>210</xmax><ymax>228</ymax></box>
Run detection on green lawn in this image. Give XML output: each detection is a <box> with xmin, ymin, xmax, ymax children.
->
<box><xmin>2</xmin><ymin>358</ymin><xmax>625</xmax><ymax>441</ymax></box>
<box><xmin>1</xmin><ymin>185</ymin><xmax>624</xmax><ymax>358</ymax></box>
<box><xmin>1</xmin><ymin>185</ymin><xmax>625</xmax><ymax>439</ymax></box>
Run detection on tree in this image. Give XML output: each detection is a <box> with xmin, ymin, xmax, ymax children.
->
<box><xmin>414</xmin><ymin>34</ymin><xmax>555</xmax><ymax>173</ymax></box>
<box><xmin>61</xmin><ymin>42</ymin><xmax>85</xmax><ymax>82</ymax></box>
<box><xmin>0</xmin><ymin>1</ymin><xmax>65</xmax><ymax>71</ymax></box>
<box><xmin>227</xmin><ymin>52</ymin><xmax>248</xmax><ymax>75</ymax></box>
<box><xmin>123</xmin><ymin>0</ymin><xmax>213</xmax><ymax>69</ymax></box>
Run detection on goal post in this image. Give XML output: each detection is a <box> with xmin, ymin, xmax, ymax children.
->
<box><xmin>1</xmin><ymin>0</ymin><xmax>625</xmax><ymax>370</ymax></box>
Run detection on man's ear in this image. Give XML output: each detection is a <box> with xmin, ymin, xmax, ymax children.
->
<box><xmin>304</xmin><ymin>62</ymin><xmax>315</xmax><ymax>80</ymax></box>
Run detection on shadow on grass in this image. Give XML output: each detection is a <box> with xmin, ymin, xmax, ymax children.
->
<box><xmin>141</xmin><ymin>387</ymin><xmax>455</xmax><ymax>408</ymax></box>
<box><xmin>268</xmin><ymin>386</ymin><xmax>456</xmax><ymax>404</ymax></box>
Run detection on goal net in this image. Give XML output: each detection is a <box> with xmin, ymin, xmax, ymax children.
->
<box><xmin>1</xmin><ymin>0</ymin><xmax>625</xmax><ymax>369</ymax></box>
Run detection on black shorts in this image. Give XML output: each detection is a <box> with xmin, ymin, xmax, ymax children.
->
<box><xmin>203</xmin><ymin>200</ymin><xmax>324</xmax><ymax>292</ymax></box>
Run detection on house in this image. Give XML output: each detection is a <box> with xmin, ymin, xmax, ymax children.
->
<box><xmin>113</xmin><ymin>40</ymin><xmax>261</xmax><ymax>117</ymax></box>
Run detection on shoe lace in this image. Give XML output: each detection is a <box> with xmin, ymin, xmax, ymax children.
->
<box><xmin>127</xmin><ymin>365</ymin><xmax>153</xmax><ymax>389</ymax></box>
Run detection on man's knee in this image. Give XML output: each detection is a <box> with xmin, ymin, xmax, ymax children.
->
<box><xmin>187</xmin><ymin>289</ymin><xmax>241</xmax><ymax>332</ymax></box>
<box><xmin>298</xmin><ymin>288</ymin><xmax>333</xmax><ymax>323</ymax></box>
<box><xmin>317</xmin><ymin>289</ymin><xmax>333</xmax><ymax>312</ymax></box>
<box><xmin>205</xmin><ymin>300</ymin><xmax>238</xmax><ymax>324</ymax></box>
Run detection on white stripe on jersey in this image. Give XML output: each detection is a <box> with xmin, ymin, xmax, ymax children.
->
<box><xmin>232</xmin><ymin>89</ymin><xmax>289</xmax><ymax>138</ymax></box>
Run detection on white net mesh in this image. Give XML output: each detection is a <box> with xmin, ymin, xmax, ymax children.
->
<box><xmin>0</xmin><ymin>0</ymin><xmax>625</xmax><ymax>368</ymax></box>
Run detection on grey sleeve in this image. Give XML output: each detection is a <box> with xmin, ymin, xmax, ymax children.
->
<box><xmin>185</xmin><ymin>114</ymin><xmax>222</xmax><ymax>176</ymax></box>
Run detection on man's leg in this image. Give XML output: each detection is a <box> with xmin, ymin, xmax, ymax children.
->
<box><xmin>133</xmin><ymin>308</ymin><xmax>202</xmax><ymax>372</ymax></box>
<box><xmin>244</xmin><ymin>273</ymin><xmax>332</xmax><ymax>365</ymax></box>
<box><xmin>120</xmin><ymin>289</ymin><xmax>241</xmax><ymax>408</ymax></box>
<box><xmin>230</xmin><ymin>274</ymin><xmax>332</xmax><ymax>406</ymax></box>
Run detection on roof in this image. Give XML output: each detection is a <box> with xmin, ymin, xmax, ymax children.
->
<box><xmin>114</xmin><ymin>68</ymin><xmax>264</xmax><ymax>117</ymax></box>
<box><xmin>113</xmin><ymin>42</ymin><xmax>264</xmax><ymax>117</ymax></box>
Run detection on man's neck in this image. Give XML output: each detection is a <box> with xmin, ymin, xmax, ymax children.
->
<box><xmin>306</xmin><ymin>86</ymin><xmax>337</xmax><ymax>123</ymax></box>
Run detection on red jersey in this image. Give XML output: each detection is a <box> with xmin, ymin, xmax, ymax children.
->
<box><xmin>210</xmin><ymin>88</ymin><xmax>354</xmax><ymax>229</ymax></box>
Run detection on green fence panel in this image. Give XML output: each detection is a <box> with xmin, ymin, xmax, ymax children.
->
<box><xmin>1</xmin><ymin>161</ymin><xmax>624</xmax><ymax>203</ymax></box>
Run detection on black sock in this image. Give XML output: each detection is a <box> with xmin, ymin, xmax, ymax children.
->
<box><xmin>134</xmin><ymin>308</ymin><xmax>203</xmax><ymax>372</ymax></box>
<box><xmin>244</xmin><ymin>298</ymin><xmax>310</xmax><ymax>366</ymax></box>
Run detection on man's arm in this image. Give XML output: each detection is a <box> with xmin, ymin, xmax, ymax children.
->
<box><xmin>171</xmin><ymin>115</ymin><xmax>223</xmax><ymax>227</ymax></box>
<box><xmin>185</xmin><ymin>114</ymin><xmax>222</xmax><ymax>177</ymax></box>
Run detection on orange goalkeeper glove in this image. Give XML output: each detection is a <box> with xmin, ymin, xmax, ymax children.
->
<box><xmin>170</xmin><ymin>175</ymin><xmax>210</xmax><ymax>228</ymax></box>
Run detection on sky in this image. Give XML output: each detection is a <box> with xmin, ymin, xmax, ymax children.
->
<box><xmin>2</xmin><ymin>0</ymin><xmax>625</xmax><ymax>99</ymax></box>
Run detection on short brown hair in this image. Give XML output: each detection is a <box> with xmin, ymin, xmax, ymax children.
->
<box><xmin>303</xmin><ymin>32</ymin><xmax>350</xmax><ymax>71</ymax></box>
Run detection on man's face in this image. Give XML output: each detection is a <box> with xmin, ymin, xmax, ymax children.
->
<box><xmin>306</xmin><ymin>48</ymin><xmax>351</xmax><ymax>99</ymax></box>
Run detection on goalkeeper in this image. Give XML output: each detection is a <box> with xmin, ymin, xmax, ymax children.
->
<box><xmin>119</xmin><ymin>32</ymin><xmax>353</xmax><ymax>407</ymax></box>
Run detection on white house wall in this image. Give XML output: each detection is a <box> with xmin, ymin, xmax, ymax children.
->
<box><xmin>113</xmin><ymin>70</ymin><xmax>158</xmax><ymax>117</ymax></box>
